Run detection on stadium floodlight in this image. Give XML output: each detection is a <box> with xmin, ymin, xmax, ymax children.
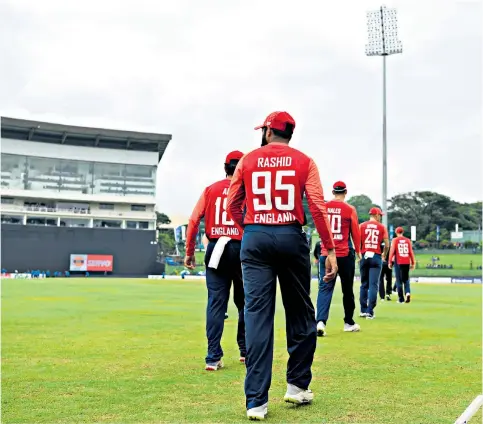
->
<box><xmin>365</xmin><ymin>5</ymin><xmax>403</xmax><ymax>228</ymax></box>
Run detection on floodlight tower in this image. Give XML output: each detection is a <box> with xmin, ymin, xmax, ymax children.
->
<box><xmin>365</xmin><ymin>6</ymin><xmax>403</xmax><ymax>228</ymax></box>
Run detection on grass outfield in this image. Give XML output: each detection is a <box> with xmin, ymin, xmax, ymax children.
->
<box><xmin>176</xmin><ymin>252</ymin><xmax>483</xmax><ymax>277</ymax></box>
<box><xmin>2</xmin><ymin>278</ymin><xmax>481</xmax><ymax>423</ymax></box>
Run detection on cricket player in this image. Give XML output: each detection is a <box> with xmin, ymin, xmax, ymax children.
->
<box><xmin>226</xmin><ymin>111</ymin><xmax>336</xmax><ymax>421</ymax></box>
<box><xmin>316</xmin><ymin>181</ymin><xmax>361</xmax><ymax>336</ymax></box>
<box><xmin>379</xmin><ymin>242</ymin><xmax>393</xmax><ymax>301</ymax></box>
<box><xmin>388</xmin><ymin>227</ymin><xmax>415</xmax><ymax>303</ymax></box>
<box><xmin>359</xmin><ymin>207</ymin><xmax>389</xmax><ymax>319</ymax></box>
<box><xmin>185</xmin><ymin>151</ymin><xmax>246</xmax><ymax>371</ymax></box>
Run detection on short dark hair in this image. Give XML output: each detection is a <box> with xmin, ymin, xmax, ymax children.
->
<box><xmin>224</xmin><ymin>159</ymin><xmax>239</xmax><ymax>176</ymax></box>
<box><xmin>271</xmin><ymin>123</ymin><xmax>294</xmax><ymax>141</ymax></box>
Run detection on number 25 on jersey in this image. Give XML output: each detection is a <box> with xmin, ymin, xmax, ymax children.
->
<box><xmin>252</xmin><ymin>170</ymin><xmax>295</xmax><ymax>211</ymax></box>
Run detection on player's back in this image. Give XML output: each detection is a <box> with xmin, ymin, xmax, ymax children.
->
<box><xmin>204</xmin><ymin>179</ymin><xmax>242</xmax><ymax>240</ymax></box>
<box><xmin>323</xmin><ymin>200</ymin><xmax>355</xmax><ymax>256</ymax></box>
<box><xmin>241</xmin><ymin>143</ymin><xmax>311</xmax><ymax>227</ymax></box>
<box><xmin>393</xmin><ymin>236</ymin><xmax>412</xmax><ymax>264</ymax></box>
<box><xmin>360</xmin><ymin>220</ymin><xmax>387</xmax><ymax>254</ymax></box>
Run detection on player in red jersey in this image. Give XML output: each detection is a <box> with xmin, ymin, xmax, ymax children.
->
<box><xmin>316</xmin><ymin>181</ymin><xmax>361</xmax><ymax>336</ymax></box>
<box><xmin>388</xmin><ymin>227</ymin><xmax>415</xmax><ymax>303</ymax></box>
<box><xmin>359</xmin><ymin>207</ymin><xmax>389</xmax><ymax>319</ymax></box>
<box><xmin>226</xmin><ymin>111</ymin><xmax>336</xmax><ymax>420</ymax></box>
<box><xmin>185</xmin><ymin>150</ymin><xmax>246</xmax><ymax>371</ymax></box>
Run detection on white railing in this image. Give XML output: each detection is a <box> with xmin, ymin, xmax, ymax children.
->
<box><xmin>0</xmin><ymin>204</ymin><xmax>155</xmax><ymax>219</ymax></box>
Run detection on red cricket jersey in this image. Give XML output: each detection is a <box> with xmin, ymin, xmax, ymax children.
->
<box><xmin>359</xmin><ymin>220</ymin><xmax>389</xmax><ymax>255</ymax></box>
<box><xmin>321</xmin><ymin>200</ymin><xmax>361</xmax><ymax>257</ymax></box>
<box><xmin>389</xmin><ymin>236</ymin><xmax>415</xmax><ymax>265</ymax></box>
<box><xmin>226</xmin><ymin>142</ymin><xmax>334</xmax><ymax>251</ymax></box>
<box><xmin>185</xmin><ymin>178</ymin><xmax>242</xmax><ymax>257</ymax></box>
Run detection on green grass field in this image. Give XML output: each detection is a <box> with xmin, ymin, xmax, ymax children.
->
<box><xmin>2</xmin><ymin>278</ymin><xmax>481</xmax><ymax>423</ymax></box>
<box><xmin>170</xmin><ymin>252</ymin><xmax>483</xmax><ymax>278</ymax></box>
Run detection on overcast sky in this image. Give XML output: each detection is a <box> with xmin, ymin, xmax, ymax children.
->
<box><xmin>1</xmin><ymin>0</ymin><xmax>481</xmax><ymax>218</ymax></box>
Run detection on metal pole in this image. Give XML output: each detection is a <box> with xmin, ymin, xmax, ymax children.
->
<box><xmin>382</xmin><ymin>54</ymin><xmax>388</xmax><ymax>228</ymax></box>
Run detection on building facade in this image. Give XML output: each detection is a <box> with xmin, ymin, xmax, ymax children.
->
<box><xmin>1</xmin><ymin>117</ymin><xmax>172</xmax><ymax>275</ymax></box>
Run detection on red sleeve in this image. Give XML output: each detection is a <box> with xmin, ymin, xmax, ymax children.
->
<box><xmin>304</xmin><ymin>159</ymin><xmax>334</xmax><ymax>250</ymax></box>
<box><xmin>388</xmin><ymin>238</ymin><xmax>397</xmax><ymax>264</ymax></box>
<box><xmin>350</xmin><ymin>207</ymin><xmax>361</xmax><ymax>254</ymax></box>
<box><xmin>226</xmin><ymin>156</ymin><xmax>245</xmax><ymax>232</ymax></box>
<box><xmin>185</xmin><ymin>189</ymin><xmax>206</xmax><ymax>257</ymax></box>
<box><xmin>409</xmin><ymin>239</ymin><xmax>416</xmax><ymax>265</ymax></box>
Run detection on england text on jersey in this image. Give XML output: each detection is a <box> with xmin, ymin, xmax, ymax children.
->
<box><xmin>254</xmin><ymin>212</ymin><xmax>296</xmax><ymax>224</ymax></box>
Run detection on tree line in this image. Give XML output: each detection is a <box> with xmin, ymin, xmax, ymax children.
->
<box><xmin>305</xmin><ymin>191</ymin><xmax>481</xmax><ymax>247</ymax></box>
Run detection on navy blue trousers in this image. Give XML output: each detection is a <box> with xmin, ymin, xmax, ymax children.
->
<box><xmin>316</xmin><ymin>252</ymin><xmax>356</xmax><ymax>325</ymax></box>
<box><xmin>394</xmin><ymin>263</ymin><xmax>411</xmax><ymax>302</ymax></box>
<box><xmin>359</xmin><ymin>254</ymin><xmax>382</xmax><ymax>315</ymax></box>
<box><xmin>241</xmin><ymin>225</ymin><xmax>316</xmax><ymax>410</ymax></box>
<box><xmin>204</xmin><ymin>240</ymin><xmax>246</xmax><ymax>364</ymax></box>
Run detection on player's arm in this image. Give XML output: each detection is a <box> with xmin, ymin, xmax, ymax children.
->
<box><xmin>304</xmin><ymin>159</ymin><xmax>336</xmax><ymax>281</ymax></box>
<box><xmin>388</xmin><ymin>238</ymin><xmax>396</xmax><ymax>269</ymax></box>
<box><xmin>409</xmin><ymin>240</ymin><xmax>416</xmax><ymax>270</ymax></box>
<box><xmin>226</xmin><ymin>157</ymin><xmax>246</xmax><ymax>232</ymax></box>
<box><xmin>184</xmin><ymin>189</ymin><xmax>207</xmax><ymax>268</ymax></box>
<box><xmin>350</xmin><ymin>206</ymin><xmax>361</xmax><ymax>259</ymax></box>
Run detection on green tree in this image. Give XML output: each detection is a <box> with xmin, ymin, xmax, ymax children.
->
<box><xmin>387</xmin><ymin>191</ymin><xmax>482</xmax><ymax>242</ymax></box>
<box><xmin>155</xmin><ymin>212</ymin><xmax>176</xmax><ymax>256</ymax></box>
<box><xmin>347</xmin><ymin>195</ymin><xmax>380</xmax><ymax>223</ymax></box>
<box><xmin>156</xmin><ymin>212</ymin><xmax>171</xmax><ymax>225</ymax></box>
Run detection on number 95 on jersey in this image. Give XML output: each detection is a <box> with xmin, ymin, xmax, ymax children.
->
<box><xmin>251</xmin><ymin>170</ymin><xmax>298</xmax><ymax>224</ymax></box>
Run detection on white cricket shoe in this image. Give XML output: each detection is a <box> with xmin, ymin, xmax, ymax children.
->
<box><xmin>205</xmin><ymin>360</ymin><xmax>224</xmax><ymax>371</ymax></box>
<box><xmin>284</xmin><ymin>384</ymin><xmax>314</xmax><ymax>405</ymax></box>
<box><xmin>316</xmin><ymin>321</ymin><xmax>326</xmax><ymax>337</ymax></box>
<box><xmin>247</xmin><ymin>403</ymin><xmax>268</xmax><ymax>421</ymax></box>
<box><xmin>359</xmin><ymin>312</ymin><xmax>368</xmax><ymax>317</ymax></box>
<box><xmin>344</xmin><ymin>323</ymin><xmax>361</xmax><ymax>332</ymax></box>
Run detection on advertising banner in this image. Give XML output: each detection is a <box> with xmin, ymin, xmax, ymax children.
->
<box><xmin>451</xmin><ymin>277</ymin><xmax>482</xmax><ymax>284</ymax></box>
<box><xmin>69</xmin><ymin>254</ymin><xmax>113</xmax><ymax>272</ymax></box>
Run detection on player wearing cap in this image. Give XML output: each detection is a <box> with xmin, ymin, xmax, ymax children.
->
<box><xmin>185</xmin><ymin>151</ymin><xmax>246</xmax><ymax>371</ymax></box>
<box><xmin>316</xmin><ymin>181</ymin><xmax>361</xmax><ymax>336</ymax></box>
<box><xmin>359</xmin><ymin>207</ymin><xmax>389</xmax><ymax>319</ymax></box>
<box><xmin>226</xmin><ymin>111</ymin><xmax>336</xmax><ymax>421</ymax></box>
<box><xmin>388</xmin><ymin>227</ymin><xmax>415</xmax><ymax>303</ymax></box>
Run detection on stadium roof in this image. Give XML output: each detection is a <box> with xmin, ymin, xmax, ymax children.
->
<box><xmin>1</xmin><ymin>117</ymin><xmax>172</xmax><ymax>162</ymax></box>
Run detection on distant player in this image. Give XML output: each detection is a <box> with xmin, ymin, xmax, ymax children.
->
<box><xmin>359</xmin><ymin>207</ymin><xmax>389</xmax><ymax>319</ymax></box>
<box><xmin>379</xmin><ymin>241</ymin><xmax>393</xmax><ymax>301</ymax></box>
<box><xmin>226</xmin><ymin>111</ymin><xmax>336</xmax><ymax>421</ymax></box>
<box><xmin>388</xmin><ymin>227</ymin><xmax>415</xmax><ymax>303</ymax></box>
<box><xmin>185</xmin><ymin>151</ymin><xmax>246</xmax><ymax>371</ymax></box>
<box><xmin>316</xmin><ymin>181</ymin><xmax>361</xmax><ymax>336</ymax></box>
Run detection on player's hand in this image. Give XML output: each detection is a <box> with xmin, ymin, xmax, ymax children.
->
<box><xmin>356</xmin><ymin>252</ymin><xmax>361</xmax><ymax>262</ymax></box>
<box><xmin>323</xmin><ymin>250</ymin><xmax>338</xmax><ymax>282</ymax></box>
<box><xmin>410</xmin><ymin>264</ymin><xmax>415</xmax><ymax>271</ymax></box>
<box><xmin>184</xmin><ymin>255</ymin><xmax>196</xmax><ymax>269</ymax></box>
<box><xmin>388</xmin><ymin>263</ymin><xmax>393</xmax><ymax>270</ymax></box>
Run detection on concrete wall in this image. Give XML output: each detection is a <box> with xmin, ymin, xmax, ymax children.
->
<box><xmin>0</xmin><ymin>224</ymin><xmax>163</xmax><ymax>276</ymax></box>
